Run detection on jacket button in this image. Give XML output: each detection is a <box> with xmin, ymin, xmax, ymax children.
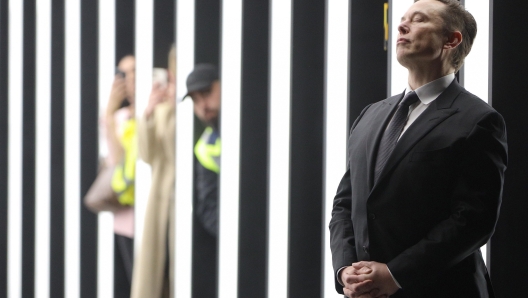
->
<box><xmin>363</xmin><ymin>245</ymin><xmax>369</xmax><ymax>254</ymax></box>
<box><xmin>368</xmin><ymin>213</ymin><xmax>376</xmax><ymax>220</ymax></box>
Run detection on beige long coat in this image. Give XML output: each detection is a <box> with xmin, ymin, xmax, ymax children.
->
<box><xmin>131</xmin><ymin>102</ymin><xmax>175</xmax><ymax>298</ymax></box>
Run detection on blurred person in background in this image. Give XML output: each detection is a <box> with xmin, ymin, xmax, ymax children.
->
<box><xmin>105</xmin><ymin>55</ymin><xmax>137</xmax><ymax>298</ymax></box>
<box><xmin>131</xmin><ymin>45</ymin><xmax>177</xmax><ymax>298</ymax></box>
<box><xmin>186</xmin><ymin>63</ymin><xmax>221</xmax><ymax>298</ymax></box>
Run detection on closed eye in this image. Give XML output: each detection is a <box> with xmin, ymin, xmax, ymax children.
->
<box><xmin>411</xmin><ymin>11</ymin><xmax>428</xmax><ymax>22</ymax></box>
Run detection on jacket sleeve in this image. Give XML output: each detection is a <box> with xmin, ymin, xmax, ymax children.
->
<box><xmin>329</xmin><ymin>169</ymin><xmax>357</xmax><ymax>294</ymax></box>
<box><xmin>387</xmin><ymin>110</ymin><xmax>508</xmax><ymax>290</ymax></box>
<box><xmin>328</xmin><ymin>103</ymin><xmax>373</xmax><ymax>294</ymax></box>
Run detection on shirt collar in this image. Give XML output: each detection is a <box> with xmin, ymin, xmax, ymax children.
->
<box><xmin>405</xmin><ymin>73</ymin><xmax>455</xmax><ymax>105</ymax></box>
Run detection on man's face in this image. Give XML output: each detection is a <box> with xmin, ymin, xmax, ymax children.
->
<box><xmin>396</xmin><ymin>0</ymin><xmax>448</xmax><ymax>69</ymax></box>
<box><xmin>117</xmin><ymin>55</ymin><xmax>136</xmax><ymax>104</ymax></box>
<box><xmin>190</xmin><ymin>80</ymin><xmax>221</xmax><ymax>127</ymax></box>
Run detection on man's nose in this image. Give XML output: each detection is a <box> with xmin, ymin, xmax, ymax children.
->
<box><xmin>398</xmin><ymin>22</ymin><xmax>409</xmax><ymax>35</ymax></box>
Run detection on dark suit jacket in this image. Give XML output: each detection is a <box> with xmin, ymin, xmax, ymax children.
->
<box><xmin>329</xmin><ymin>80</ymin><xmax>507</xmax><ymax>297</ymax></box>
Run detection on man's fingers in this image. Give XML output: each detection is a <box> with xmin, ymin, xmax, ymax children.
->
<box><xmin>356</xmin><ymin>266</ymin><xmax>372</xmax><ymax>274</ymax></box>
<box><xmin>343</xmin><ymin>287</ymin><xmax>353</xmax><ymax>298</ymax></box>
<box><xmin>352</xmin><ymin>261</ymin><xmax>371</xmax><ymax>269</ymax></box>
<box><xmin>350</xmin><ymin>280</ymin><xmax>375</xmax><ymax>296</ymax></box>
<box><xmin>344</xmin><ymin>272</ymin><xmax>369</xmax><ymax>284</ymax></box>
<box><xmin>346</xmin><ymin>265</ymin><xmax>372</xmax><ymax>276</ymax></box>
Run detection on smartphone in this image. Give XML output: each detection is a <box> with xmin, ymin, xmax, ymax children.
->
<box><xmin>115</xmin><ymin>67</ymin><xmax>126</xmax><ymax>78</ymax></box>
<box><xmin>152</xmin><ymin>68</ymin><xmax>168</xmax><ymax>88</ymax></box>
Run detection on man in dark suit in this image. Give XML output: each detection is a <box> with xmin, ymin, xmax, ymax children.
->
<box><xmin>329</xmin><ymin>0</ymin><xmax>507</xmax><ymax>297</ymax></box>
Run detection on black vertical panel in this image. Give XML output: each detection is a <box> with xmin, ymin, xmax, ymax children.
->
<box><xmin>191</xmin><ymin>1</ymin><xmax>220</xmax><ymax>297</ymax></box>
<box><xmin>349</xmin><ymin>0</ymin><xmax>388</xmax><ymax>127</ymax></box>
<box><xmin>80</xmin><ymin>1</ymin><xmax>99</xmax><ymax>297</ymax></box>
<box><xmin>237</xmin><ymin>0</ymin><xmax>269</xmax><ymax>297</ymax></box>
<box><xmin>288</xmin><ymin>0</ymin><xmax>325</xmax><ymax>297</ymax></box>
<box><xmin>0</xmin><ymin>0</ymin><xmax>8</xmax><ymax>296</ymax></box>
<box><xmin>194</xmin><ymin>0</ymin><xmax>220</xmax><ymax>65</ymax></box>
<box><xmin>488</xmin><ymin>0</ymin><xmax>528</xmax><ymax>296</ymax></box>
<box><xmin>115</xmin><ymin>0</ymin><xmax>135</xmax><ymax>62</ymax></box>
<box><xmin>153</xmin><ymin>0</ymin><xmax>175</xmax><ymax>68</ymax></box>
<box><xmin>50</xmin><ymin>0</ymin><xmax>65</xmax><ymax>297</ymax></box>
<box><xmin>193</xmin><ymin>0</ymin><xmax>219</xmax><ymax>141</ymax></box>
<box><xmin>22</xmin><ymin>0</ymin><xmax>36</xmax><ymax>297</ymax></box>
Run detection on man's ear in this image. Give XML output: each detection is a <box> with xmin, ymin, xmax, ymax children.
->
<box><xmin>444</xmin><ymin>31</ymin><xmax>463</xmax><ymax>50</ymax></box>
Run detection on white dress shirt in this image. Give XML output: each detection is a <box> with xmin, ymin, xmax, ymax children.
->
<box><xmin>398</xmin><ymin>73</ymin><xmax>455</xmax><ymax>139</ymax></box>
<box><xmin>337</xmin><ymin>73</ymin><xmax>456</xmax><ymax>289</ymax></box>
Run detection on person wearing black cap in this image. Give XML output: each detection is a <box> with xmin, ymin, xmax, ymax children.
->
<box><xmin>185</xmin><ymin>63</ymin><xmax>221</xmax><ymax>298</ymax></box>
<box><xmin>185</xmin><ymin>63</ymin><xmax>221</xmax><ymax>131</ymax></box>
<box><xmin>185</xmin><ymin>63</ymin><xmax>221</xmax><ymax>236</ymax></box>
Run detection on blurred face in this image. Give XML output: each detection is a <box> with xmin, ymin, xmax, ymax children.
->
<box><xmin>190</xmin><ymin>80</ymin><xmax>221</xmax><ymax>127</ymax></box>
<box><xmin>117</xmin><ymin>55</ymin><xmax>136</xmax><ymax>104</ymax></box>
<box><xmin>396</xmin><ymin>0</ymin><xmax>448</xmax><ymax>69</ymax></box>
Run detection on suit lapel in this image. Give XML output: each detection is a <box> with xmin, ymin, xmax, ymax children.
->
<box><xmin>371</xmin><ymin>80</ymin><xmax>463</xmax><ymax>192</ymax></box>
<box><xmin>365</xmin><ymin>93</ymin><xmax>404</xmax><ymax>190</ymax></box>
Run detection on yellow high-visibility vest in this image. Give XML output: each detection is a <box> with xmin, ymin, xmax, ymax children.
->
<box><xmin>111</xmin><ymin>119</ymin><xmax>137</xmax><ymax>206</ymax></box>
<box><xmin>194</xmin><ymin>126</ymin><xmax>221</xmax><ymax>174</ymax></box>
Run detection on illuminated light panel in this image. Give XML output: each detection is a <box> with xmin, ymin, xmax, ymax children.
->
<box><xmin>8</xmin><ymin>0</ymin><xmax>24</xmax><ymax>296</ymax></box>
<box><xmin>174</xmin><ymin>0</ymin><xmax>195</xmax><ymax>297</ymax></box>
<box><xmin>35</xmin><ymin>0</ymin><xmax>52</xmax><ymax>296</ymax></box>
<box><xmin>218</xmin><ymin>0</ymin><xmax>242</xmax><ymax>297</ymax></box>
<box><xmin>267</xmin><ymin>0</ymin><xmax>292</xmax><ymax>297</ymax></box>
<box><xmin>96</xmin><ymin>0</ymin><xmax>115</xmax><ymax>296</ymax></box>
<box><xmin>323</xmin><ymin>0</ymin><xmax>350</xmax><ymax>297</ymax></box>
<box><xmin>134</xmin><ymin>0</ymin><xmax>154</xmax><ymax>252</ymax></box>
<box><xmin>463</xmin><ymin>0</ymin><xmax>489</xmax><ymax>103</ymax></box>
<box><xmin>464</xmin><ymin>0</ymin><xmax>491</xmax><ymax>265</ymax></box>
<box><xmin>65</xmin><ymin>0</ymin><xmax>82</xmax><ymax>296</ymax></box>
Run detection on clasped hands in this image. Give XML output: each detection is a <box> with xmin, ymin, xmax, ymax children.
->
<box><xmin>340</xmin><ymin>261</ymin><xmax>399</xmax><ymax>298</ymax></box>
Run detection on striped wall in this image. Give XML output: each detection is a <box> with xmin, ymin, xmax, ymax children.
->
<box><xmin>1</xmin><ymin>0</ymin><xmax>495</xmax><ymax>298</ymax></box>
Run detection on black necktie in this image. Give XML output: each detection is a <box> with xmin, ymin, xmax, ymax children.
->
<box><xmin>374</xmin><ymin>91</ymin><xmax>419</xmax><ymax>183</ymax></box>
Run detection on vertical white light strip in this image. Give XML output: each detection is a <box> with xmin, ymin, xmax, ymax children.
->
<box><xmin>174</xmin><ymin>0</ymin><xmax>195</xmax><ymax>296</ymax></box>
<box><xmin>463</xmin><ymin>1</ymin><xmax>489</xmax><ymax>102</ymax></box>
<box><xmin>97</xmin><ymin>0</ymin><xmax>115</xmax><ymax>296</ymax></box>
<box><xmin>390</xmin><ymin>0</ymin><xmax>414</xmax><ymax>95</ymax></box>
<box><xmin>35</xmin><ymin>0</ymin><xmax>52</xmax><ymax>296</ymax></box>
<box><xmin>464</xmin><ymin>0</ymin><xmax>490</xmax><ymax>265</ymax></box>
<box><xmin>65</xmin><ymin>0</ymin><xmax>81</xmax><ymax>296</ymax></box>
<box><xmin>218</xmin><ymin>0</ymin><xmax>242</xmax><ymax>297</ymax></box>
<box><xmin>267</xmin><ymin>0</ymin><xmax>292</xmax><ymax>297</ymax></box>
<box><xmin>7</xmin><ymin>0</ymin><xmax>23</xmax><ymax>297</ymax></box>
<box><xmin>323</xmin><ymin>0</ymin><xmax>349</xmax><ymax>297</ymax></box>
<box><xmin>134</xmin><ymin>0</ymin><xmax>154</xmax><ymax>252</ymax></box>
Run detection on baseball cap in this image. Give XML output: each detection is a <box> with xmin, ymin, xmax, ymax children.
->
<box><xmin>183</xmin><ymin>63</ymin><xmax>219</xmax><ymax>99</ymax></box>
